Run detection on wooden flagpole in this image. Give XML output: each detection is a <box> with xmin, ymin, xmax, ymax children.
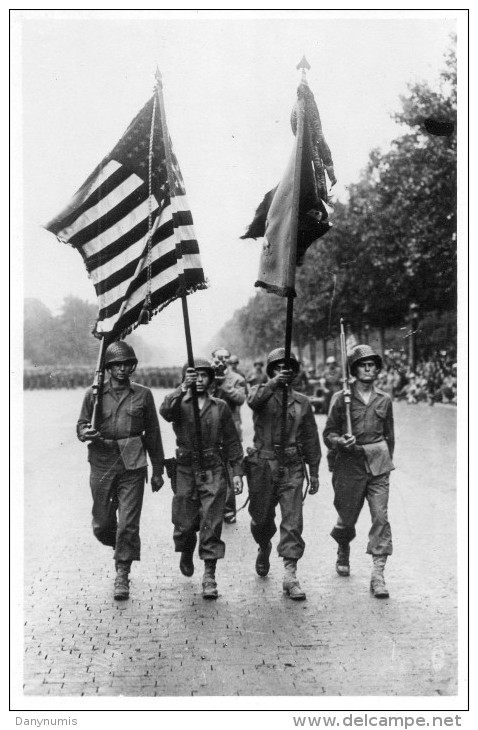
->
<box><xmin>279</xmin><ymin>58</ymin><xmax>308</xmax><ymax>463</ymax></box>
<box><xmin>154</xmin><ymin>68</ymin><xmax>206</xmax><ymax>476</ymax></box>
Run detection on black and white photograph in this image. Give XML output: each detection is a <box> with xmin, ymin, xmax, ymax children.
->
<box><xmin>10</xmin><ymin>6</ymin><xmax>469</xmax><ymax>725</ymax></box>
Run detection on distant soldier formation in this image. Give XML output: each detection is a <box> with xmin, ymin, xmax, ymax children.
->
<box><xmin>24</xmin><ymin>365</ymin><xmax>182</xmax><ymax>390</ymax></box>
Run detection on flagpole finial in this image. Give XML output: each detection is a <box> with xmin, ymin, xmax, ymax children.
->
<box><xmin>296</xmin><ymin>56</ymin><xmax>311</xmax><ymax>81</ymax></box>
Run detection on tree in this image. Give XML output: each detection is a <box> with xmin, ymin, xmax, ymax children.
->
<box><xmin>55</xmin><ymin>296</ymin><xmax>99</xmax><ymax>364</ymax></box>
<box><xmin>24</xmin><ymin>298</ymin><xmax>59</xmax><ymax>366</ymax></box>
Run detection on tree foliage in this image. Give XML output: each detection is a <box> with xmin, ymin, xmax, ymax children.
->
<box><xmin>25</xmin><ymin>297</ymin><xmax>101</xmax><ymax>366</ymax></box>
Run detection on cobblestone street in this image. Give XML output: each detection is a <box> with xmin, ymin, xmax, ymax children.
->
<box><xmin>19</xmin><ymin>390</ymin><xmax>459</xmax><ymax>702</ymax></box>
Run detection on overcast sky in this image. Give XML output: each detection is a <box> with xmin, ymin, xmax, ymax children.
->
<box><xmin>15</xmin><ymin>9</ymin><xmax>460</xmax><ymax>364</ymax></box>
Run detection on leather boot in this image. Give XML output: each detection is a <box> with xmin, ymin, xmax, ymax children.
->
<box><xmin>282</xmin><ymin>558</ymin><xmax>306</xmax><ymax>600</ymax></box>
<box><xmin>114</xmin><ymin>561</ymin><xmax>131</xmax><ymax>601</ymax></box>
<box><xmin>202</xmin><ymin>559</ymin><xmax>218</xmax><ymax>599</ymax></box>
<box><xmin>180</xmin><ymin>551</ymin><xmax>195</xmax><ymax>577</ymax></box>
<box><xmin>370</xmin><ymin>555</ymin><xmax>389</xmax><ymax>598</ymax></box>
<box><xmin>179</xmin><ymin>535</ymin><xmax>197</xmax><ymax>577</ymax></box>
<box><xmin>336</xmin><ymin>543</ymin><xmax>350</xmax><ymax>576</ymax></box>
<box><xmin>255</xmin><ymin>541</ymin><xmax>272</xmax><ymax>577</ymax></box>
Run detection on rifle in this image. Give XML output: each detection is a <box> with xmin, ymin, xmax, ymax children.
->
<box><xmin>339</xmin><ymin>318</ymin><xmax>353</xmax><ymax>436</ymax></box>
<box><xmin>91</xmin><ymin>336</ymin><xmax>107</xmax><ymax>432</ymax></box>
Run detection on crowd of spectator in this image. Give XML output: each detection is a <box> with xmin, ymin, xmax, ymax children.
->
<box><xmin>305</xmin><ymin>348</ymin><xmax>457</xmax><ymax>411</ymax></box>
<box><xmin>376</xmin><ymin>349</ymin><xmax>457</xmax><ymax>405</ymax></box>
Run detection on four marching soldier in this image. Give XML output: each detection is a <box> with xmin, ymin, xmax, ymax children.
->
<box><xmin>77</xmin><ymin>339</ymin><xmax>395</xmax><ymax>602</ymax></box>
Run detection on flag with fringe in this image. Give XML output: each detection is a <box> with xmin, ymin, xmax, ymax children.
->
<box><xmin>44</xmin><ymin>94</ymin><xmax>207</xmax><ymax>338</ymax></box>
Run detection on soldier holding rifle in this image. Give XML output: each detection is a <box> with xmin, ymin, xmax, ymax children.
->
<box><xmin>77</xmin><ymin>341</ymin><xmax>165</xmax><ymax>601</ymax></box>
<box><xmin>323</xmin><ymin>324</ymin><xmax>395</xmax><ymax>598</ymax></box>
<box><xmin>160</xmin><ymin>359</ymin><xmax>243</xmax><ymax>599</ymax></box>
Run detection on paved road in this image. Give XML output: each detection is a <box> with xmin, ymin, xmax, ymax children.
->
<box><xmin>21</xmin><ymin>390</ymin><xmax>458</xmax><ymax>697</ymax></box>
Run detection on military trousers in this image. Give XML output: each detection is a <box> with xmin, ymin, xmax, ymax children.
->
<box><xmin>89</xmin><ymin>465</ymin><xmax>146</xmax><ymax>563</ymax></box>
<box><xmin>331</xmin><ymin>451</ymin><xmax>392</xmax><ymax>555</ymax></box>
<box><xmin>248</xmin><ymin>456</ymin><xmax>305</xmax><ymax>561</ymax></box>
<box><xmin>172</xmin><ymin>462</ymin><xmax>227</xmax><ymax>560</ymax></box>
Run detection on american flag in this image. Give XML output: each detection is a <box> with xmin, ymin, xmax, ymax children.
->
<box><xmin>44</xmin><ymin>94</ymin><xmax>207</xmax><ymax>338</ymax></box>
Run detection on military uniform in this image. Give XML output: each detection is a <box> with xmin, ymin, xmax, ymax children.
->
<box><xmin>211</xmin><ymin>365</ymin><xmax>247</xmax><ymax>522</ymax></box>
<box><xmin>160</xmin><ymin>384</ymin><xmax>243</xmax><ymax>563</ymax></box>
<box><xmin>246</xmin><ymin>349</ymin><xmax>321</xmax><ymax>598</ymax></box>
<box><xmin>247</xmin><ymin>381</ymin><xmax>320</xmax><ymax>558</ymax></box>
<box><xmin>323</xmin><ymin>383</ymin><xmax>394</xmax><ymax>553</ymax></box>
<box><xmin>323</xmin><ymin>344</ymin><xmax>395</xmax><ymax>598</ymax></box>
<box><xmin>77</xmin><ymin>378</ymin><xmax>164</xmax><ymax>564</ymax></box>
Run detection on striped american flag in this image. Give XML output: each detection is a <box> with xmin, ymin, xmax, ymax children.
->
<box><xmin>44</xmin><ymin>94</ymin><xmax>207</xmax><ymax>338</ymax></box>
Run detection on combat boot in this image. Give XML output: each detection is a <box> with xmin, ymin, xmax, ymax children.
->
<box><xmin>255</xmin><ymin>541</ymin><xmax>272</xmax><ymax>577</ymax></box>
<box><xmin>336</xmin><ymin>543</ymin><xmax>350</xmax><ymax>576</ymax></box>
<box><xmin>179</xmin><ymin>551</ymin><xmax>195</xmax><ymax>577</ymax></box>
<box><xmin>282</xmin><ymin>558</ymin><xmax>306</xmax><ymax>600</ymax></box>
<box><xmin>114</xmin><ymin>561</ymin><xmax>131</xmax><ymax>601</ymax></box>
<box><xmin>370</xmin><ymin>555</ymin><xmax>389</xmax><ymax>598</ymax></box>
<box><xmin>202</xmin><ymin>559</ymin><xmax>218</xmax><ymax>599</ymax></box>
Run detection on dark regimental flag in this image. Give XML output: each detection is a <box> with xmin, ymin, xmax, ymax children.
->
<box><xmin>241</xmin><ymin>77</ymin><xmax>336</xmax><ymax>297</ymax></box>
<box><xmin>44</xmin><ymin>94</ymin><xmax>207</xmax><ymax>338</ymax></box>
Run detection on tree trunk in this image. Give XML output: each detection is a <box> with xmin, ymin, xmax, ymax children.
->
<box><xmin>378</xmin><ymin>326</ymin><xmax>386</xmax><ymax>356</ymax></box>
<box><xmin>310</xmin><ymin>339</ymin><xmax>317</xmax><ymax>374</ymax></box>
<box><xmin>296</xmin><ymin>332</ymin><xmax>303</xmax><ymax>362</ymax></box>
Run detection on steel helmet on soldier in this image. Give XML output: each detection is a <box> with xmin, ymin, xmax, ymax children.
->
<box><xmin>348</xmin><ymin>345</ymin><xmax>382</xmax><ymax>376</ymax></box>
<box><xmin>181</xmin><ymin>358</ymin><xmax>215</xmax><ymax>382</ymax></box>
<box><xmin>105</xmin><ymin>341</ymin><xmax>138</xmax><ymax>367</ymax></box>
<box><xmin>266</xmin><ymin>347</ymin><xmax>300</xmax><ymax>378</ymax></box>
<box><xmin>326</xmin><ymin>356</ymin><xmax>337</xmax><ymax>365</ymax></box>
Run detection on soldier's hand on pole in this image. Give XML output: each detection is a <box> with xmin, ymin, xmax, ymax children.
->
<box><xmin>183</xmin><ymin>368</ymin><xmax>198</xmax><ymax>389</ymax></box>
<box><xmin>80</xmin><ymin>424</ymin><xmax>102</xmax><ymax>442</ymax></box>
<box><xmin>337</xmin><ymin>433</ymin><xmax>356</xmax><ymax>450</ymax></box>
<box><xmin>309</xmin><ymin>476</ymin><xmax>319</xmax><ymax>494</ymax></box>
<box><xmin>233</xmin><ymin>475</ymin><xmax>243</xmax><ymax>495</ymax></box>
<box><xmin>151</xmin><ymin>473</ymin><xmax>165</xmax><ymax>492</ymax></box>
<box><xmin>273</xmin><ymin>369</ymin><xmax>294</xmax><ymax>386</ymax></box>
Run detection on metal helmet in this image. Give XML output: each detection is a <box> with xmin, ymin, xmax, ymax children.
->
<box><xmin>348</xmin><ymin>345</ymin><xmax>382</xmax><ymax>376</ymax></box>
<box><xmin>326</xmin><ymin>356</ymin><xmax>337</xmax><ymax>365</ymax></box>
<box><xmin>182</xmin><ymin>358</ymin><xmax>215</xmax><ymax>383</ymax></box>
<box><xmin>266</xmin><ymin>347</ymin><xmax>300</xmax><ymax>378</ymax></box>
<box><xmin>104</xmin><ymin>341</ymin><xmax>138</xmax><ymax>367</ymax></box>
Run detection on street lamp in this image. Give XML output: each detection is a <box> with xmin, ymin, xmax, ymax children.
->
<box><xmin>409</xmin><ymin>302</ymin><xmax>420</xmax><ymax>371</ymax></box>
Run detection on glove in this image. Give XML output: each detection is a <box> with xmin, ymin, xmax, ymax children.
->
<box><xmin>151</xmin><ymin>473</ymin><xmax>164</xmax><ymax>493</ymax></box>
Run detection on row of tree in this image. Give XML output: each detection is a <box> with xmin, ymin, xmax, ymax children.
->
<box><xmin>24</xmin><ymin>296</ymin><xmax>153</xmax><ymax>366</ymax></box>
<box><xmin>214</xmin><ymin>40</ymin><xmax>457</xmax><ymax>360</ymax></box>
